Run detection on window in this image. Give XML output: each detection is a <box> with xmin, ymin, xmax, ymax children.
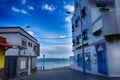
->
<box><xmin>72</xmin><ymin>24</ymin><xmax>75</xmax><ymax>32</ymax></box>
<box><xmin>28</xmin><ymin>42</ymin><xmax>32</xmax><ymax>47</ymax></box>
<box><xmin>20</xmin><ymin>60</ymin><xmax>26</xmax><ymax>70</ymax></box>
<box><xmin>75</xmin><ymin>17</ymin><xmax>79</xmax><ymax>27</ymax></box>
<box><xmin>21</xmin><ymin>39</ymin><xmax>27</xmax><ymax>48</ymax></box>
<box><xmin>81</xmin><ymin>7</ymin><xmax>86</xmax><ymax>18</ymax></box>
<box><xmin>78</xmin><ymin>34</ymin><xmax>81</xmax><ymax>39</ymax></box>
<box><xmin>76</xmin><ymin>34</ymin><xmax>81</xmax><ymax>45</ymax></box>
<box><xmin>33</xmin><ymin>45</ymin><xmax>37</xmax><ymax>52</ymax></box>
<box><xmin>31</xmin><ymin>43</ymin><xmax>32</xmax><ymax>47</ymax></box>
<box><xmin>82</xmin><ymin>29</ymin><xmax>87</xmax><ymax>37</ymax></box>
<box><xmin>75</xmin><ymin>2</ymin><xmax>78</xmax><ymax>8</ymax></box>
<box><xmin>72</xmin><ymin>39</ymin><xmax>76</xmax><ymax>46</ymax></box>
<box><xmin>76</xmin><ymin>36</ymin><xmax>80</xmax><ymax>44</ymax></box>
<box><xmin>28</xmin><ymin>42</ymin><xmax>30</xmax><ymax>46</ymax></box>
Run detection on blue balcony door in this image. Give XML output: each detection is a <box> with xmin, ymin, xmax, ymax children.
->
<box><xmin>97</xmin><ymin>50</ymin><xmax>107</xmax><ymax>75</ymax></box>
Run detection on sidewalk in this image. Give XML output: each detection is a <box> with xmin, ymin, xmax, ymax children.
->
<box><xmin>12</xmin><ymin>67</ymin><xmax>120</xmax><ymax>80</ymax></box>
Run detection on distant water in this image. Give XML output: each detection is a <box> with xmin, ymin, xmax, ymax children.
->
<box><xmin>37</xmin><ymin>58</ymin><xmax>73</xmax><ymax>69</ymax></box>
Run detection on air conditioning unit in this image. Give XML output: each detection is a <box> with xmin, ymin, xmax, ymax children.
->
<box><xmin>88</xmin><ymin>0</ymin><xmax>115</xmax><ymax>8</ymax></box>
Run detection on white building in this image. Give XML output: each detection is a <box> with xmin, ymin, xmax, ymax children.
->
<box><xmin>71</xmin><ymin>0</ymin><xmax>120</xmax><ymax>77</ymax></box>
<box><xmin>0</xmin><ymin>27</ymin><xmax>40</xmax><ymax>79</ymax></box>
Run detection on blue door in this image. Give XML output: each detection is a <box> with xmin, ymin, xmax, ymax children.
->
<box><xmin>85</xmin><ymin>52</ymin><xmax>91</xmax><ymax>71</ymax></box>
<box><xmin>97</xmin><ymin>50</ymin><xmax>107</xmax><ymax>74</ymax></box>
<box><xmin>77</xmin><ymin>54</ymin><xmax>83</xmax><ymax>68</ymax></box>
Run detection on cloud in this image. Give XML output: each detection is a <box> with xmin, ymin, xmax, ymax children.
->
<box><xmin>21</xmin><ymin>9</ymin><xmax>27</xmax><ymax>14</ymax></box>
<box><xmin>65</xmin><ymin>16</ymin><xmax>72</xmax><ymax>23</ymax></box>
<box><xmin>64</xmin><ymin>5</ymin><xmax>74</xmax><ymax>12</ymax></box>
<box><xmin>42</xmin><ymin>4</ymin><xmax>55</xmax><ymax>11</ymax></box>
<box><xmin>11</xmin><ymin>6</ymin><xmax>27</xmax><ymax>14</ymax></box>
<box><xmin>29</xmin><ymin>26</ymin><xmax>72</xmax><ymax>45</ymax></box>
<box><xmin>59</xmin><ymin>35</ymin><xmax>66</xmax><ymax>38</ymax></box>
<box><xmin>63</xmin><ymin>5</ymin><xmax>74</xmax><ymax>38</ymax></box>
<box><xmin>27</xmin><ymin>27</ymin><xmax>73</xmax><ymax>58</ymax></box>
<box><xmin>64</xmin><ymin>15</ymin><xmax>72</xmax><ymax>30</ymax></box>
<box><xmin>27</xmin><ymin>31</ymin><xmax>34</xmax><ymax>36</ymax></box>
<box><xmin>21</xmin><ymin>0</ymin><xmax>26</xmax><ymax>5</ymax></box>
<box><xmin>40</xmin><ymin>45</ymin><xmax>73</xmax><ymax>58</ymax></box>
<box><xmin>65</xmin><ymin>15</ymin><xmax>72</xmax><ymax>30</ymax></box>
<box><xmin>12</xmin><ymin>7</ymin><xmax>20</xmax><ymax>12</ymax></box>
<box><xmin>28</xmin><ymin>6</ymin><xmax>34</xmax><ymax>10</ymax></box>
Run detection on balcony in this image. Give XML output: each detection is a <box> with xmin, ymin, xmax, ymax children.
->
<box><xmin>88</xmin><ymin>0</ymin><xmax>115</xmax><ymax>8</ymax></box>
<box><xmin>103</xmin><ymin>11</ymin><xmax>120</xmax><ymax>35</ymax></box>
<box><xmin>92</xmin><ymin>18</ymin><xmax>103</xmax><ymax>33</ymax></box>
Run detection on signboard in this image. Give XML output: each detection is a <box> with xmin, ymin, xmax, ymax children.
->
<box><xmin>95</xmin><ymin>41</ymin><xmax>106</xmax><ymax>51</ymax></box>
<box><xmin>88</xmin><ymin>0</ymin><xmax>115</xmax><ymax>8</ymax></box>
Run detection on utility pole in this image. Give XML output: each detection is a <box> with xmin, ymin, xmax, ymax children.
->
<box><xmin>66</xmin><ymin>0</ymin><xmax>86</xmax><ymax>73</ymax></box>
<box><xmin>80</xmin><ymin>0</ymin><xmax>86</xmax><ymax>74</ymax></box>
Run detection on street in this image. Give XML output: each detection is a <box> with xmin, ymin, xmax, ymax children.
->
<box><xmin>19</xmin><ymin>68</ymin><xmax>120</xmax><ymax>80</ymax></box>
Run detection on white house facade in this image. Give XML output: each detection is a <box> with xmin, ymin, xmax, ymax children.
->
<box><xmin>0</xmin><ymin>27</ymin><xmax>40</xmax><ymax>79</ymax></box>
<box><xmin>71</xmin><ymin>0</ymin><xmax>120</xmax><ymax>77</ymax></box>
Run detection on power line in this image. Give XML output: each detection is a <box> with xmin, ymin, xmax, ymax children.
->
<box><xmin>40</xmin><ymin>42</ymin><xmax>72</xmax><ymax>44</ymax></box>
<box><xmin>24</xmin><ymin>27</ymin><xmax>73</xmax><ymax>39</ymax></box>
<box><xmin>36</xmin><ymin>37</ymin><xmax>72</xmax><ymax>39</ymax></box>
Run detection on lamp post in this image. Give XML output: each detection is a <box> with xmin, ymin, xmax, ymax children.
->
<box><xmin>66</xmin><ymin>1</ymin><xmax>86</xmax><ymax>73</ymax></box>
<box><xmin>43</xmin><ymin>54</ymin><xmax>45</xmax><ymax>70</ymax></box>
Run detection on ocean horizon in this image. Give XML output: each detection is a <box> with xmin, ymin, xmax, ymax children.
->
<box><xmin>37</xmin><ymin>58</ymin><xmax>73</xmax><ymax>69</ymax></box>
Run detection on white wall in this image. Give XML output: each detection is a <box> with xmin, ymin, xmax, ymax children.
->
<box><xmin>106</xmin><ymin>41</ymin><xmax>120</xmax><ymax>77</ymax></box>
<box><xmin>115</xmin><ymin>0</ymin><xmax>120</xmax><ymax>10</ymax></box>
<box><xmin>87</xmin><ymin>46</ymin><xmax>98</xmax><ymax>74</ymax></box>
<box><xmin>19</xmin><ymin>35</ymin><xmax>37</xmax><ymax>56</ymax></box>
<box><xmin>0</xmin><ymin>33</ymin><xmax>20</xmax><ymax>56</ymax></box>
<box><xmin>0</xmin><ymin>28</ymin><xmax>38</xmax><ymax>57</ymax></box>
<box><xmin>103</xmin><ymin>11</ymin><xmax>120</xmax><ymax>35</ymax></box>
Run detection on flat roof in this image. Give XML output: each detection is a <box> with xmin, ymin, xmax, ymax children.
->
<box><xmin>0</xmin><ymin>26</ymin><xmax>38</xmax><ymax>42</ymax></box>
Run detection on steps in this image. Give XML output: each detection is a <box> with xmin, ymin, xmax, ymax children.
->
<box><xmin>0</xmin><ymin>69</ymin><xmax>4</xmax><ymax>80</ymax></box>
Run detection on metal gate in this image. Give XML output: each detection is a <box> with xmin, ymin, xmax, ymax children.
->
<box><xmin>4</xmin><ymin>56</ymin><xmax>17</xmax><ymax>79</ymax></box>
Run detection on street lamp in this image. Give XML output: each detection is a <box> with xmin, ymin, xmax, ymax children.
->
<box><xmin>66</xmin><ymin>9</ymin><xmax>86</xmax><ymax>73</ymax></box>
<box><xmin>43</xmin><ymin>54</ymin><xmax>45</xmax><ymax>70</ymax></box>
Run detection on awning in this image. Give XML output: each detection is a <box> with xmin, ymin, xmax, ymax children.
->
<box><xmin>0</xmin><ymin>42</ymin><xmax>12</xmax><ymax>48</ymax></box>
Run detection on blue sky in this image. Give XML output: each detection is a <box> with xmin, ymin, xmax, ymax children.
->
<box><xmin>0</xmin><ymin>0</ymin><xmax>74</xmax><ymax>58</ymax></box>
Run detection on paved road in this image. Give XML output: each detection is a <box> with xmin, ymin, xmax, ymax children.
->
<box><xmin>21</xmin><ymin>68</ymin><xmax>120</xmax><ymax>80</ymax></box>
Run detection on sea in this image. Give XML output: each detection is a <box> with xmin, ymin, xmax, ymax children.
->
<box><xmin>37</xmin><ymin>58</ymin><xmax>73</xmax><ymax>69</ymax></box>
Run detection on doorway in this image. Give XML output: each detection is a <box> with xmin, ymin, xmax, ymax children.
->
<box><xmin>77</xmin><ymin>54</ymin><xmax>83</xmax><ymax>68</ymax></box>
<box><xmin>97</xmin><ymin>50</ymin><xmax>107</xmax><ymax>74</ymax></box>
<box><xmin>4</xmin><ymin>56</ymin><xmax>17</xmax><ymax>79</ymax></box>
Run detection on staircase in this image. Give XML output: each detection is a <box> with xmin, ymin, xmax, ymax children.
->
<box><xmin>0</xmin><ymin>69</ymin><xmax>4</xmax><ymax>80</ymax></box>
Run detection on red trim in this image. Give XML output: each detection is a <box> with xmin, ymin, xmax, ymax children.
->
<box><xmin>0</xmin><ymin>42</ymin><xmax>12</xmax><ymax>48</ymax></box>
<box><xmin>0</xmin><ymin>36</ymin><xmax>6</xmax><ymax>43</ymax></box>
